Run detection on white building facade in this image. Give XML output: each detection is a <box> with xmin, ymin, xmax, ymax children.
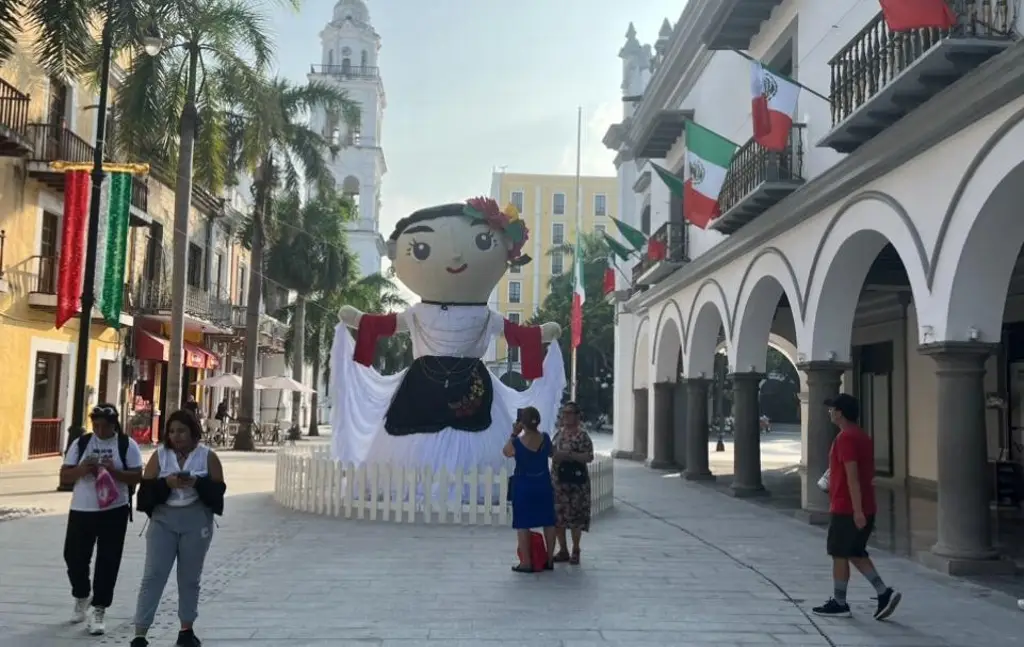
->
<box><xmin>308</xmin><ymin>0</ymin><xmax>388</xmax><ymax>278</ymax></box>
<box><xmin>607</xmin><ymin>0</ymin><xmax>1024</xmax><ymax>576</ymax></box>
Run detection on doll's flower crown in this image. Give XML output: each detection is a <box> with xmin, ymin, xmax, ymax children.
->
<box><xmin>464</xmin><ymin>197</ymin><xmax>532</xmax><ymax>266</ymax></box>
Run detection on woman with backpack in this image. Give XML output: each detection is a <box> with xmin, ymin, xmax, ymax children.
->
<box><xmin>130</xmin><ymin>409</ymin><xmax>226</xmax><ymax>647</ymax></box>
<box><xmin>60</xmin><ymin>403</ymin><xmax>144</xmax><ymax>636</ymax></box>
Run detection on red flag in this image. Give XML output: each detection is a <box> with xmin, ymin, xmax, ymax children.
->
<box><xmin>602</xmin><ymin>267</ymin><xmax>615</xmax><ymax>296</ymax></box>
<box><xmin>879</xmin><ymin>0</ymin><xmax>956</xmax><ymax>31</ymax></box>
<box><xmin>56</xmin><ymin>170</ymin><xmax>90</xmax><ymax>329</ymax></box>
<box><xmin>647</xmin><ymin>238</ymin><xmax>666</xmax><ymax>261</ymax></box>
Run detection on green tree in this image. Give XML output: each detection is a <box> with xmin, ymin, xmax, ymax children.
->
<box><xmin>530</xmin><ymin>232</ymin><xmax>615</xmax><ymax>419</ymax></box>
<box><xmin>266</xmin><ymin>189</ymin><xmax>350</xmax><ymax>434</ymax></box>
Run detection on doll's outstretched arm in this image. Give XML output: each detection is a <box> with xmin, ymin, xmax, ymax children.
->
<box><xmin>503</xmin><ymin>319</ymin><xmax>561</xmax><ymax>380</ymax></box>
<box><xmin>343</xmin><ymin>307</ymin><xmax>409</xmax><ymax>366</ymax></box>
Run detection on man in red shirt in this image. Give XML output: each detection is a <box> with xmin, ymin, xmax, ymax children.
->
<box><xmin>813</xmin><ymin>394</ymin><xmax>902</xmax><ymax>620</ymax></box>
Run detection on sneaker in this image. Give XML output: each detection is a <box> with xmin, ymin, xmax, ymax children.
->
<box><xmin>175</xmin><ymin>628</ymin><xmax>202</xmax><ymax>647</ymax></box>
<box><xmin>130</xmin><ymin>638</ymin><xmax>150</xmax><ymax>647</ymax></box>
<box><xmin>812</xmin><ymin>598</ymin><xmax>852</xmax><ymax>617</ymax></box>
<box><xmin>87</xmin><ymin>607</ymin><xmax>106</xmax><ymax>635</ymax></box>
<box><xmin>1018</xmin><ymin>599</ymin><xmax>1024</xmax><ymax>611</ymax></box>
<box><xmin>873</xmin><ymin>587</ymin><xmax>902</xmax><ymax>620</ymax></box>
<box><xmin>70</xmin><ymin>597</ymin><xmax>90</xmax><ymax>623</ymax></box>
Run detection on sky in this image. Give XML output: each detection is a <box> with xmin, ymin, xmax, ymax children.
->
<box><xmin>265</xmin><ymin>0</ymin><xmax>685</xmax><ymax>292</ymax></box>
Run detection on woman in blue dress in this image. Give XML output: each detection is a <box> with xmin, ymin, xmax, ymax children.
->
<box><xmin>503</xmin><ymin>406</ymin><xmax>556</xmax><ymax>573</ymax></box>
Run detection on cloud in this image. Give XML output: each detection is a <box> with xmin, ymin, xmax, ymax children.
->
<box><xmin>557</xmin><ymin>99</ymin><xmax>622</xmax><ymax>177</ymax></box>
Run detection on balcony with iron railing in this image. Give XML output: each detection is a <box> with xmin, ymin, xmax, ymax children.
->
<box><xmin>130</xmin><ymin>175</ymin><xmax>151</xmax><ymax>225</ymax></box>
<box><xmin>820</xmin><ymin>0</ymin><xmax>1016</xmax><ymax>153</ymax></box>
<box><xmin>711</xmin><ymin>124</ymin><xmax>806</xmax><ymax>235</ymax></box>
<box><xmin>24</xmin><ymin>255</ymin><xmax>133</xmax><ymax>325</ymax></box>
<box><xmin>632</xmin><ymin>221</ymin><xmax>689</xmax><ymax>287</ymax></box>
<box><xmin>224</xmin><ymin>305</ymin><xmax>288</xmax><ymax>352</ymax></box>
<box><xmin>24</xmin><ymin>123</ymin><xmax>95</xmax><ymax>190</ymax></box>
<box><xmin>0</xmin><ymin>76</ymin><xmax>31</xmax><ymax>156</ymax></box>
<box><xmin>309</xmin><ymin>64</ymin><xmax>380</xmax><ymax>80</ymax></box>
<box><xmin>133</xmin><ymin>279</ymin><xmax>232</xmax><ymax>330</ymax></box>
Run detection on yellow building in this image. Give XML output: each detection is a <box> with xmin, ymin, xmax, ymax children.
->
<box><xmin>0</xmin><ymin>38</ymin><xmax>264</xmax><ymax>464</ymax></box>
<box><xmin>487</xmin><ymin>171</ymin><xmax>618</xmax><ymax>377</ymax></box>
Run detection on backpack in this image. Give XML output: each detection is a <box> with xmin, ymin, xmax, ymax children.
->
<box><xmin>75</xmin><ymin>433</ymin><xmax>135</xmax><ymax>519</ymax></box>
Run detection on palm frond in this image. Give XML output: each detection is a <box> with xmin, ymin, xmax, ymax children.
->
<box><xmin>23</xmin><ymin>0</ymin><xmax>93</xmax><ymax>79</ymax></box>
<box><xmin>0</xmin><ymin>0</ymin><xmax>21</xmax><ymax>64</ymax></box>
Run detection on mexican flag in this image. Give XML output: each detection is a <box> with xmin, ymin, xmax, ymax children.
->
<box><xmin>570</xmin><ymin>236</ymin><xmax>584</xmax><ymax>349</ymax></box>
<box><xmin>55</xmin><ymin>170</ymin><xmax>90</xmax><ymax>329</ymax></box>
<box><xmin>93</xmin><ymin>172</ymin><xmax>133</xmax><ymax>327</ymax></box>
<box><xmin>684</xmin><ymin>121</ymin><xmax>738</xmax><ymax>229</ymax></box>
<box><xmin>751</xmin><ymin>61</ymin><xmax>800</xmax><ymax>152</ymax></box>
<box><xmin>610</xmin><ymin>217</ymin><xmax>646</xmax><ymax>252</ymax></box>
<box><xmin>879</xmin><ymin>0</ymin><xmax>956</xmax><ymax>32</ymax></box>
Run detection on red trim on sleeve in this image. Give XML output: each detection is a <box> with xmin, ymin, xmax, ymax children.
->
<box><xmin>353</xmin><ymin>313</ymin><xmax>397</xmax><ymax>366</ymax></box>
<box><xmin>503</xmin><ymin>320</ymin><xmax>543</xmax><ymax>380</ymax></box>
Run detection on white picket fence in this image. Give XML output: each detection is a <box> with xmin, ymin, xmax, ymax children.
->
<box><xmin>274</xmin><ymin>445</ymin><xmax>614</xmax><ymax>526</ymax></box>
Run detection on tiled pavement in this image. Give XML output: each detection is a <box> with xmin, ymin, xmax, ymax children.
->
<box><xmin>0</xmin><ymin>444</ymin><xmax>1022</xmax><ymax>647</ymax></box>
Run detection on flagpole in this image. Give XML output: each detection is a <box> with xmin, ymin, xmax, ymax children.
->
<box><xmin>570</xmin><ymin>106</ymin><xmax>582</xmax><ymax>402</ymax></box>
<box><xmin>730</xmin><ymin>47</ymin><xmax>832</xmax><ymax>104</ymax></box>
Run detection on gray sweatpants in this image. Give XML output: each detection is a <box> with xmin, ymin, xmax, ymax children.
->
<box><xmin>133</xmin><ymin>502</ymin><xmax>214</xmax><ymax>630</ymax></box>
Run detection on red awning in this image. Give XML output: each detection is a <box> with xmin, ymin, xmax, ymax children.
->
<box><xmin>136</xmin><ymin>331</ymin><xmax>219</xmax><ymax>370</ymax></box>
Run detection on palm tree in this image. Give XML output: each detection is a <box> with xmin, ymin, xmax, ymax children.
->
<box><xmin>266</xmin><ymin>189</ymin><xmax>350</xmax><ymax>434</ymax></box>
<box><xmin>229</xmin><ymin>77</ymin><xmax>359</xmax><ymax>449</ymax></box>
<box><xmin>109</xmin><ymin>0</ymin><xmax>275</xmax><ymax>413</ymax></box>
<box><xmin>280</xmin><ymin>273</ymin><xmax>407</xmax><ymax>435</ymax></box>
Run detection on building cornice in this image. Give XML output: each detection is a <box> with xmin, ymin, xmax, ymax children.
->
<box><xmin>623</xmin><ymin>0</ymin><xmax>718</xmax><ymax>156</ymax></box>
<box><xmin>627</xmin><ymin>40</ymin><xmax>1024</xmax><ymax>311</ymax></box>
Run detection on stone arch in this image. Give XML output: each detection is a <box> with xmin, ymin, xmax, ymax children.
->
<box><xmin>684</xmin><ymin>280</ymin><xmax>730</xmax><ymax>377</ymax></box>
<box><xmin>640</xmin><ymin>201</ymin><xmax>652</xmax><ymax>235</ymax></box>
<box><xmin>632</xmin><ymin>317</ymin><xmax>650</xmax><ymax>389</ymax></box>
<box><xmin>730</xmin><ymin>250</ymin><xmax>805</xmax><ymax>373</ymax></box>
<box><xmin>341</xmin><ymin>174</ymin><xmax>361</xmax><ymax>195</ymax></box>
<box><xmin>653</xmin><ymin>312</ymin><xmax>683</xmax><ymax>382</ymax></box>
<box><xmin>803</xmin><ymin>192</ymin><xmax>929</xmax><ymax>361</ymax></box>
<box><xmin>930</xmin><ymin>114</ymin><xmax>1024</xmax><ymax>343</ymax></box>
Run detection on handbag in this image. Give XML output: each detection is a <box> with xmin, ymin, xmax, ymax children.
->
<box><xmin>817</xmin><ymin>468</ymin><xmax>830</xmax><ymax>493</ymax></box>
<box><xmin>557</xmin><ymin>460</ymin><xmax>588</xmax><ymax>485</ymax></box>
<box><xmin>516</xmin><ymin>531</ymin><xmax>548</xmax><ymax>572</ymax></box>
<box><xmin>95</xmin><ymin>468</ymin><xmax>119</xmax><ymax>508</ymax></box>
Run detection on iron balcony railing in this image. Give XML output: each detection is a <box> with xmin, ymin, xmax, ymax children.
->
<box><xmin>631</xmin><ymin>221</ymin><xmax>688</xmax><ymax>283</ymax></box>
<box><xmin>718</xmin><ymin>124</ymin><xmax>806</xmax><ymax>215</ymax></box>
<box><xmin>828</xmin><ymin>0</ymin><xmax>1015</xmax><ymax>126</ymax></box>
<box><xmin>0</xmin><ymin>76</ymin><xmax>30</xmax><ymax>138</ymax></box>
<box><xmin>230</xmin><ymin>305</ymin><xmax>288</xmax><ymax>347</ymax></box>
<box><xmin>25</xmin><ymin>123</ymin><xmax>94</xmax><ymax>164</ymax></box>
<box><xmin>309</xmin><ymin>64</ymin><xmax>379</xmax><ymax>79</ymax></box>
<box><xmin>134</xmin><ymin>280</ymin><xmax>232</xmax><ymax>324</ymax></box>
<box><xmin>28</xmin><ymin>418</ymin><xmax>62</xmax><ymax>457</ymax></box>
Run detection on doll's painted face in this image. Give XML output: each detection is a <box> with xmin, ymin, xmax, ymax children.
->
<box><xmin>391</xmin><ymin>214</ymin><xmax>511</xmax><ymax>303</ymax></box>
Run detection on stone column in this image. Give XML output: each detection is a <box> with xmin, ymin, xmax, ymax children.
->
<box><xmin>797</xmin><ymin>361</ymin><xmax>846</xmax><ymax>524</ymax></box>
<box><xmin>683</xmin><ymin>378</ymin><xmax>715</xmax><ymax>481</ymax></box>
<box><xmin>919</xmin><ymin>342</ymin><xmax>1011</xmax><ymax>575</ymax></box>
<box><xmin>730</xmin><ymin>372</ymin><xmax>768</xmax><ymax>497</ymax></box>
<box><xmin>632</xmin><ymin>388</ymin><xmax>649</xmax><ymax>460</ymax></box>
<box><xmin>647</xmin><ymin>382</ymin><xmax>676</xmax><ymax>468</ymax></box>
<box><xmin>673</xmin><ymin>380</ymin><xmax>688</xmax><ymax>469</ymax></box>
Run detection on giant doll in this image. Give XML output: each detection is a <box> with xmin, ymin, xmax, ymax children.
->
<box><xmin>330</xmin><ymin>197</ymin><xmax>565</xmax><ymax>477</ymax></box>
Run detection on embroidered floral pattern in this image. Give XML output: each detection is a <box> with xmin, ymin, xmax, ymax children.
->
<box><xmin>449</xmin><ymin>370</ymin><xmax>486</xmax><ymax>418</ymax></box>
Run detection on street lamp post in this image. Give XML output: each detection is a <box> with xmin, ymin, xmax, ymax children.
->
<box><xmin>62</xmin><ymin>0</ymin><xmax>117</xmax><ymax>474</ymax></box>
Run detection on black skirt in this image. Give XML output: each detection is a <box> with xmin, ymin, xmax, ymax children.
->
<box><xmin>385</xmin><ymin>356</ymin><xmax>494</xmax><ymax>436</ymax></box>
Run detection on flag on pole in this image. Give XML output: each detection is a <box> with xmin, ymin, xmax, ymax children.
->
<box><xmin>651</xmin><ymin>162</ymin><xmax>685</xmax><ymax>199</ymax></box>
<box><xmin>611</xmin><ymin>217</ymin><xmax>647</xmax><ymax>251</ymax></box>
<box><xmin>602</xmin><ymin>232</ymin><xmax>633</xmax><ymax>261</ymax></box>
<box><xmin>94</xmin><ymin>172</ymin><xmax>133</xmax><ymax>327</ymax></box>
<box><xmin>879</xmin><ymin>0</ymin><xmax>956</xmax><ymax>31</ymax></box>
<box><xmin>56</xmin><ymin>170</ymin><xmax>90</xmax><ymax>329</ymax></box>
<box><xmin>571</xmin><ymin>236</ymin><xmax>585</xmax><ymax>349</ymax></box>
<box><xmin>684</xmin><ymin>121</ymin><xmax>738</xmax><ymax>229</ymax></box>
<box><xmin>750</xmin><ymin>61</ymin><xmax>801</xmax><ymax>152</ymax></box>
<box><xmin>603</xmin><ymin>263</ymin><xmax>616</xmax><ymax>296</ymax></box>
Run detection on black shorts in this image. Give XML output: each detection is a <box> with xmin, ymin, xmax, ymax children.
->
<box><xmin>826</xmin><ymin>514</ymin><xmax>875</xmax><ymax>558</ymax></box>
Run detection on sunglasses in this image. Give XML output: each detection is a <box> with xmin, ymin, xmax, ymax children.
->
<box><xmin>90</xmin><ymin>405</ymin><xmax>117</xmax><ymax>418</ymax></box>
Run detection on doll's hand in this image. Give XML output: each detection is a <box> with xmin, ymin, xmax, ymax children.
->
<box><xmin>539</xmin><ymin>322</ymin><xmax>561</xmax><ymax>343</ymax></box>
<box><xmin>339</xmin><ymin>305</ymin><xmax>364</xmax><ymax>329</ymax></box>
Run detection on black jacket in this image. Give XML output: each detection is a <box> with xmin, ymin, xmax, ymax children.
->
<box><xmin>136</xmin><ymin>476</ymin><xmax>226</xmax><ymax>517</ymax></box>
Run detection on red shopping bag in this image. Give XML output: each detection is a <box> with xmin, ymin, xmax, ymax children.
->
<box><xmin>517</xmin><ymin>531</ymin><xmax>548</xmax><ymax>572</ymax></box>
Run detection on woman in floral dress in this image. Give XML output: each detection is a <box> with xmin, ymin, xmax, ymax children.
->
<box><xmin>551</xmin><ymin>402</ymin><xmax>594</xmax><ymax>564</ymax></box>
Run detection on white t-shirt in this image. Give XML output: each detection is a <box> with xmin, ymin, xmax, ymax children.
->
<box><xmin>63</xmin><ymin>434</ymin><xmax>144</xmax><ymax>512</ymax></box>
<box><xmin>157</xmin><ymin>444</ymin><xmax>211</xmax><ymax>507</ymax></box>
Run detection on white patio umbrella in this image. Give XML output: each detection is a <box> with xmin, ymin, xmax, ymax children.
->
<box><xmin>195</xmin><ymin>374</ymin><xmax>258</xmax><ymax>390</ymax></box>
<box><xmin>254</xmin><ymin>375</ymin><xmax>316</xmax><ymax>426</ymax></box>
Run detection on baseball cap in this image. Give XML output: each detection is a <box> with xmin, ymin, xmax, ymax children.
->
<box><xmin>823</xmin><ymin>394</ymin><xmax>859</xmax><ymax>422</ymax></box>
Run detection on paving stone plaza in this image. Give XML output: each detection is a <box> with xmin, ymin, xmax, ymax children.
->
<box><xmin>0</xmin><ymin>440</ymin><xmax>1022</xmax><ymax>647</ymax></box>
